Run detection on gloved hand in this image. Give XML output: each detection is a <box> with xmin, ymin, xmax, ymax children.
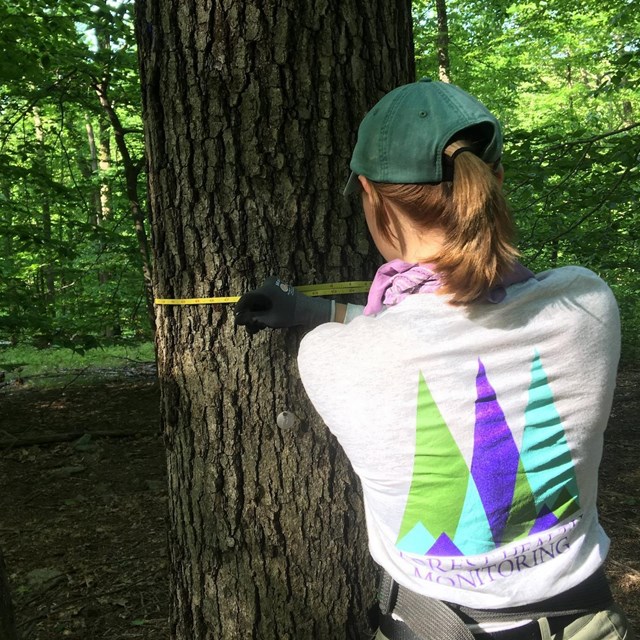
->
<box><xmin>234</xmin><ymin>276</ymin><xmax>333</xmax><ymax>334</ymax></box>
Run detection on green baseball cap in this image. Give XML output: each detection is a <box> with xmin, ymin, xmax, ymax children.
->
<box><xmin>343</xmin><ymin>78</ymin><xmax>503</xmax><ymax>195</ymax></box>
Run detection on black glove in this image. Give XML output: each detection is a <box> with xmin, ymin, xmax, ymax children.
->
<box><xmin>234</xmin><ymin>276</ymin><xmax>332</xmax><ymax>334</ymax></box>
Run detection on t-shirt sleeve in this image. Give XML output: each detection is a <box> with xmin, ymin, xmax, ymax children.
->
<box><xmin>298</xmin><ymin>322</ymin><xmax>355</xmax><ymax>436</ymax></box>
<box><xmin>344</xmin><ymin>303</ymin><xmax>365</xmax><ymax>324</ymax></box>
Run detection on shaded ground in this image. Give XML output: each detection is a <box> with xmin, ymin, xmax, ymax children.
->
<box><xmin>597</xmin><ymin>363</ymin><xmax>640</xmax><ymax>629</ymax></box>
<box><xmin>0</xmin><ymin>363</ymin><xmax>639</xmax><ymax>639</ymax></box>
<box><xmin>0</xmin><ymin>364</ymin><xmax>167</xmax><ymax>639</ymax></box>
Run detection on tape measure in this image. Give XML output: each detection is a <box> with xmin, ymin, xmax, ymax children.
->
<box><xmin>154</xmin><ymin>281</ymin><xmax>371</xmax><ymax>305</ymax></box>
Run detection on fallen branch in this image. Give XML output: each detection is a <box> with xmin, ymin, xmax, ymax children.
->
<box><xmin>0</xmin><ymin>429</ymin><xmax>147</xmax><ymax>448</ymax></box>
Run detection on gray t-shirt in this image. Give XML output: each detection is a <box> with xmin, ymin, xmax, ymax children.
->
<box><xmin>298</xmin><ymin>266</ymin><xmax>620</xmax><ymax>609</ymax></box>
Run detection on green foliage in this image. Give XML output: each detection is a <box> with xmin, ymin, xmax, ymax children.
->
<box><xmin>0</xmin><ymin>0</ymin><xmax>150</xmax><ymax>348</ymax></box>
<box><xmin>1</xmin><ymin>0</ymin><xmax>639</xmax><ymax>360</ymax></box>
<box><xmin>0</xmin><ymin>341</ymin><xmax>155</xmax><ymax>388</ymax></box>
<box><xmin>413</xmin><ymin>0</ymin><xmax>640</xmax><ymax>358</ymax></box>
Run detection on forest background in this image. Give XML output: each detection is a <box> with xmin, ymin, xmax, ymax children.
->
<box><xmin>1</xmin><ymin>1</ymin><xmax>639</xmax><ymax>639</ymax></box>
<box><xmin>0</xmin><ymin>0</ymin><xmax>638</xmax><ymax>357</ymax></box>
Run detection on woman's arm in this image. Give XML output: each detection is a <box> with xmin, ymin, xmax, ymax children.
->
<box><xmin>334</xmin><ymin>303</ymin><xmax>347</xmax><ymax>324</ymax></box>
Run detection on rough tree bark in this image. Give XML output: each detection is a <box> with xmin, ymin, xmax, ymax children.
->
<box><xmin>136</xmin><ymin>2</ymin><xmax>414</xmax><ymax>639</ymax></box>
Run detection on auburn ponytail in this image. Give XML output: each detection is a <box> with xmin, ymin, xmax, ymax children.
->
<box><xmin>435</xmin><ymin>140</ymin><xmax>519</xmax><ymax>304</ymax></box>
<box><xmin>365</xmin><ymin>140</ymin><xmax>519</xmax><ymax>305</ymax></box>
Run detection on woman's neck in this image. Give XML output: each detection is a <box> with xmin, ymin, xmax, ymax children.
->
<box><xmin>398</xmin><ymin>219</ymin><xmax>446</xmax><ymax>264</ymax></box>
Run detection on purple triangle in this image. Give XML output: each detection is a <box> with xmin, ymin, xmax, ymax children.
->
<box><xmin>528</xmin><ymin>504</ymin><xmax>560</xmax><ymax>535</ymax></box>
<box><xmin>427</xmin><ymin>532</ymin><xmax>463</xmax><ymax>557</ymax></box>
<box><xmin>471</xmin><ymin>359</ymin><xmax>520</xmax><ymax>545</ymax></box>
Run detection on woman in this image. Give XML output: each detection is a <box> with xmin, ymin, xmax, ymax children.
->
<box><xmin>235</xmin><ymin>79</ymin><xmax>635</xmax><ymax>640</ymax></box>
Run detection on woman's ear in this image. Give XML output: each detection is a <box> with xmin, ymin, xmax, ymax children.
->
<box><xmin>494</xmin><ymin>163</ymin><xmax>505</xmax><ymax>186</ymax></box>
<box><xmin>358</xmin><ymin>175</ymin><xmax>373</xmax><ymax>196</ymax></box>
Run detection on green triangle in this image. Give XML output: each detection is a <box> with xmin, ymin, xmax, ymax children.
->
<box><xmin>501</xmin><ymin>458</ymin><xmax>538</xmax><ymax>544</ymax></box>
<box><xmin>396</xmin><ymin>372</ymin><xmax>470</xmax><ymax>543</ymax></box>
<box><xmin>552</xmin><ymin>487</ymin><xmax>581</xmax><ymax>521</ymax></box>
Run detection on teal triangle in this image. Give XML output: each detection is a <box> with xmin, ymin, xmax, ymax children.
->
<box><xmin>396</xmin><ymin>521</ymin><xmax>436</xmax><ymax>555</ymax></box>
<box><xmin>453</xmin><ymin>475</ymin><xmax>496</xmax><ymax>555</ymax></box>
<box><xmin>521</xmin><ymin>351</ymin><xmax>580</xmax><ymax>516</ymax></box>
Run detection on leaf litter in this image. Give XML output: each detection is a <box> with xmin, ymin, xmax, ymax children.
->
<box><xmin>0</xmin><ymin>363</ymin><xmax>638</xmax><ymax>638</ymax></box>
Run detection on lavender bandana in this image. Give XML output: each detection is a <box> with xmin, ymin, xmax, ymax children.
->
<box><xmin>363</xmin><ymin>259</ymin><xmax>534</xmax><ymax>316</ymax></box>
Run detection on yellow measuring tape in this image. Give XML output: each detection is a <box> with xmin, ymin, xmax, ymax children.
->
<box><xmin>154</xmin><ymin>281</ymin><xmax>372</xmax><ymax>305</ymax></box>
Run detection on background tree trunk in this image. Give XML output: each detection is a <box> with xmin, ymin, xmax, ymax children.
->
<box><xmin>85</xmin><ymin>116</ymin><xmax>112</xmax><ymax>227</ymax></box>
<box><xmin>98</xmin><ymin>116</ymin><xmax>111</xmax><ymax>220</ymax></box>
<box><xmin>435</xmin><ymin>0</ymin><xmax>451</xmax><ymax>82</ymax></box>
<box><xmin>95</xmin><ymin>87</ymin><xmax>156</xmax><ymax>332</ymax></box>
<box><xmin>85</xmin><ymin>117</ymin><xmax>103</xmax><ymax>225</ymax></box>
<box><xmin>33</xmin><ymin>108</ymin><xmax>55</xmax><ymax>313</ymax></box>
<box><xmin>135</xmin><ymin>1</ymin><xmax>414</xmax><ymax>638</ymax></box>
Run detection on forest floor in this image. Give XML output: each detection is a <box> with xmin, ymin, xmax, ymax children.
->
<box><xmin>0</xmin><ymin>362</ymin><xmax>167</xmax><ymax>640</ymax></box>
<box><xmin>0</xmin><ymin>361</ymin><xmax>639</xmax><ymax>640</ymax></box>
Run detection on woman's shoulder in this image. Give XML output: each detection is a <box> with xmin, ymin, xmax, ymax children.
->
<box><xmin>535</xmin><ymin>265</ymin><xmax>610</xmax><ymax>287</ymax></box>
<box><xmin>532</xmin><ymin>265</ymin><xmax>617</xmax><ymax>304</ymax></box>
<box><xmin>504</xmin><ymin>265</ymin><xmax>619</xmax><ymax>337</ymax></box>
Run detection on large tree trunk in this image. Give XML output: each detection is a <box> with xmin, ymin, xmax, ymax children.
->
<box><xmin>135</xmin><ymin>2</ymin><xmax>414</xmax><ymax>638</ymax></box>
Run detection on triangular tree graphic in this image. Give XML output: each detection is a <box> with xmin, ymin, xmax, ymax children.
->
<box><xmin>396</xmin><ymin>352</ymin><xmax>582</xmax><ymax>557</ymax></box>
<box><xmin>396</xmin><ymin>372</ymin><xmax>469</xmax><ymax>554</ymax></box>
<box><xmin>453</xmin><ymin>473</ymin><xmax>495</xmax><ymax>555</ymax></box>
<box><xmin>520</xmin><ymin>351</ymin><xmax>580</xmax><ymax>526</ymax></box>
<box><xmin>501</xmin><ymin>456</ymin><xmax>538</xmax><ymax>544</ymax></box>
<box><xmin>471</xmin><ymin>359</ymin><xmax>520</xmax><ymax>546</ymax></box>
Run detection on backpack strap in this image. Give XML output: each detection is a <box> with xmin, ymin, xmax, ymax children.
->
<box><xmin>449</xmin><ymin>567</ymin><xmax>612</xmax><ymax>625</ymax></box>
<box><xmin>379</xmin><ymin>571</ymin><xmax>475</xmax><ymax>640</ymax></box>
<box><xmin>377</xmin><ymin>567</ymin><xmax>612</xmax><ymax>640</ymax></box>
